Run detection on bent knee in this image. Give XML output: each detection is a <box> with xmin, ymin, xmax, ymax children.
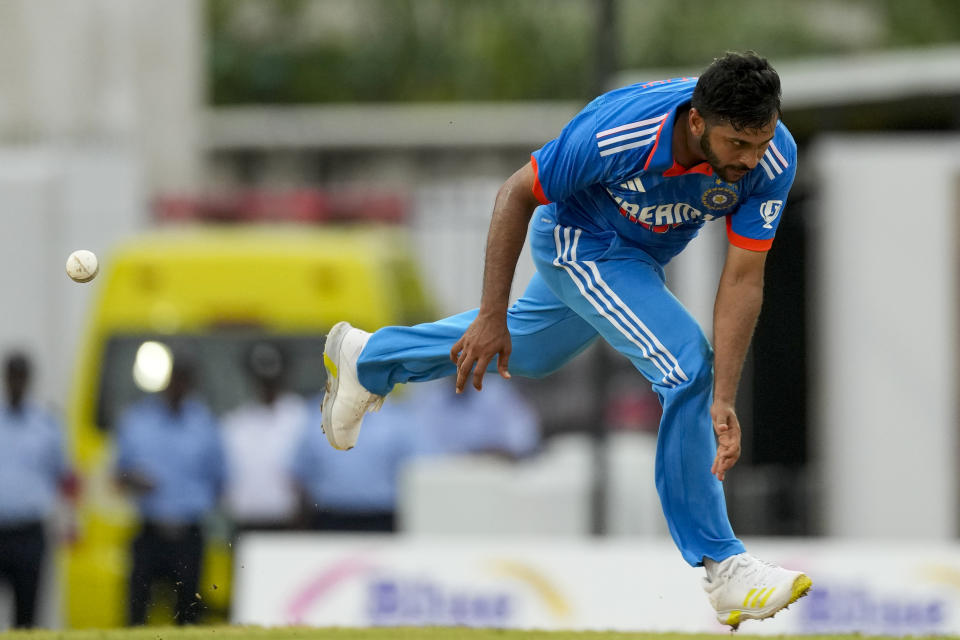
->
<box><xmin>675</xmin><ymin>336</ymin><xmax>713</xmax><ymax>390</ymax></box>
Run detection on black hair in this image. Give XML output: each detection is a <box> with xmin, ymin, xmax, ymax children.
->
<box><xmin>691</xmin><ymin>51</ymin><xmax>781</xmax><ymax>131</ymax></box>
<box><xmin>5</xmin><ymin>352</ymin><xmax>29</xmax><ymax>379</ymax></box>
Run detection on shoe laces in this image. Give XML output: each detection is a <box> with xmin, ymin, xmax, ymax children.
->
<box><xmin>733</xmin><ymin>555</ymin><xmax>783</xmax><ymax>585</ymax></box>
<box><xmin>712</xmin><ymin>554</ymin><xmax>780</xmax><ymax>584</ymax></box>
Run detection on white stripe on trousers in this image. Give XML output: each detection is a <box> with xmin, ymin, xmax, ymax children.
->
<box><xmin>552</xmin><ymin>225</ymin><xmax>688</xmax><ymax>388</ymax></box>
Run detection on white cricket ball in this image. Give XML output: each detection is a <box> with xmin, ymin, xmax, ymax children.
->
<box><xmin>66</xmin><ymin>249</ymin><xmax>99</xmax><ymax>283</ymax></box>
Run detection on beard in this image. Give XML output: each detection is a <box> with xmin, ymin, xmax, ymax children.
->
<box><xmin>700</xmin><ymin>129</ymin><xmax>750</xmax><ymax>183</ymax></box>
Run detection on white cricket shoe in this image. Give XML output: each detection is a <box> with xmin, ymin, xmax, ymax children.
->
<box><xmin>703</xmin><ymin>553</ymin><xmax>812</xmax><ymax>630</ymax></box>
<box><xmin>321</xmin><ymin>321</ymin><xmax>385</xmax><ymax>450</ymax></box>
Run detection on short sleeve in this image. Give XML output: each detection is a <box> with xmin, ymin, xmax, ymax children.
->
<box><xmin>531</xmin><ymin>85</ymin><xmax>683</xmax><ymax>206</ymax></box>
<box><xmin>727</xmin><ymin>134</ymin><xmax>797</xmax><ymax>252</ymax></box>
<box><xmin>530</xmin><ymin>102</ymin><xmax>608</xmax><ymax>205</ymax></box>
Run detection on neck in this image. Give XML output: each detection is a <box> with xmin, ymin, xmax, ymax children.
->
<box><xmin>672</xmin><ymin>108</ymin><xmax>705</xmax><ymax>168</ymax></box>
<box><xmin>261</xmin><ymin>388</ymin><xmax>278</xmax><ymax>405</ymax></box>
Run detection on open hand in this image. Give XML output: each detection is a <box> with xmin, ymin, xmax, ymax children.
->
<box><xmin>450</xmin><ymin>311</ymin><xmax>512</xmax><ymax>392</ymax></box>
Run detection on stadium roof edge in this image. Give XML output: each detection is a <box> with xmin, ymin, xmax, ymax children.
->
<box><xmin>204</xmin><ymin>46</ymin><xmax>960</xmax><ymax>150</ymax></box>
<box><xmin>204</xmin><ymin>102</ymin><xmax>581</xmax><ymax>150</ymax></box>
<box><xmin>611</xmin><ymin>45</ymin><xmax>960</xmax><ymax>110</ymax></box>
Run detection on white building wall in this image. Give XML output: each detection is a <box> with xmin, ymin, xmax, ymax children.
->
<box><xmin>0</xmin><ymin>0</ymin><xmax>202</xmax><ymax>195</ymax></box>
<box><xmin>0</xmin><ymin>0</ymin><xmax>199</xmax><ymax>410</ymax></box>
<box><xmin>0</xmin><ymin>147</ymin><xmax>144</xmax><ymax>423</ymax></box>
<box><xmin>813</xmin><ymin>135</ymin><xmax>960</xmax><ymax>538</ymax></box>
<box><xmin>412</xmin><ymin>178</ymin><xmax>538</xmax><ymax>316</ymax></box>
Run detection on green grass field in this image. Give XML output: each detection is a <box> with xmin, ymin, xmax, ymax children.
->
<box><xmin>2</xmin><ymin>628</ymin><xmax>958</xmax><ymax>640</ymax></box>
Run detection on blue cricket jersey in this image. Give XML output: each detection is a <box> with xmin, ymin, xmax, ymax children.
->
<box><xmin>531</xmin><ymin>78</ymin><xmax>797</xmax><ymax>265</ymax></box>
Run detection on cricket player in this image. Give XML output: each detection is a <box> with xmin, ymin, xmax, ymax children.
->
<box><xmin>321</xmin><ymin>51</ymin><xmax>811</xmax><ymax>628</ymax></box>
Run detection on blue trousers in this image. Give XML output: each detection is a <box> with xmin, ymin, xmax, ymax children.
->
<box><xmin>357</xmin><ymin>214</ymin><xmax>745</xmax><ymax>566</ymax></box>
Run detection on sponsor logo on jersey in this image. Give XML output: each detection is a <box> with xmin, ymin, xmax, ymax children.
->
<box><xmin>759</xmin><ymin>199</ymin><xmax>783</xmax><ymax>229</ymax></box>
<box><xmin>701</xmin><ymin>186</ymin><xmax>739</xmax><ymax>211</ymax></box>
<box><xmin>607</xmin><ymin>189</ymin><xmax>715</xmax><ymax>233</ymax></box>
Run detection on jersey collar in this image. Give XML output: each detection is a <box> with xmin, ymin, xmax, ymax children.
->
<box><xmin>643</xmin><ymin>100</ymin><xmax>713</xmax><ymax>177</ymax></box>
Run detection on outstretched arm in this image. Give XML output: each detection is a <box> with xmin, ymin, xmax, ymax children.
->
<box><xmin>711</xmin><ymin>243</ymin><xmax>767</xmax><ymax>480</ymax></box>
<box><xmin>450</xmin><ymin>161</ymin><xmax>542</xmax><ymax>393</ymax></box>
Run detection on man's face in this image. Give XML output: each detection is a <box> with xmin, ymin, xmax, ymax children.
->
<box><xmin>694</xmin><ymin>111</ymin><xmax>778</xmax><ymax>183</ymax></box>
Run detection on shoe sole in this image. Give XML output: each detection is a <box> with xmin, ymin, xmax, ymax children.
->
<box><xmin>721</xmin><ymin>573</ymin><xmax>812</xmax><ymax>630</ymax></box>
<box><xmin>321</xmin><ymin>321</ymin><xmax>352</xmax><ymax>450</ymax></box>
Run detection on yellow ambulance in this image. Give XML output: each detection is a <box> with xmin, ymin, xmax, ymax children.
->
<box><xmin>63</xmin><ymin>224</ymin><xmax>432</xmax><ymax>627</ymax></box>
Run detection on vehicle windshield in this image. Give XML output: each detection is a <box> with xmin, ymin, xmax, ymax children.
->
<box><xmin>95</xmin><ymin>331</ymin><xmax>326</xmax><ymax>432</ymax></box>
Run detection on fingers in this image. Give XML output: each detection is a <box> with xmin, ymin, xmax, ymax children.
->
<box><xmin>454</xmin><ymin>351</ymin><xmax>473</xmax><ymax>394</ymax></box>
<box><xmin>712</xmin><ymin>422</ymin><xmax>737</xmax><ymax>481</ymax></box>
<box><xmin>472</xmin><ymin>366</ymin><xmax>486</xmax><ymax>391</ymax></box>
<box><xmin>472</xmin><ymin>354</ymin><xmax>493</xmax><ymax>391</ymax></box>
<box><xmin>710</xmin><ymin>407</ymin><xmax>742</xmax><ymax>480</ymax></box>
<box><xmin>455</xmin><ymin>353</ymin><xmax>512</xmax><ymax>392</ymax></box>
<box><xmin>450</xmin><ymin>338</ymin><xmax>464</xmax><ymax>364</ymax></box>
<box><xmin>451</xmin><ymin>338</ymin><xmax>477</xmax><ymax>393</ymax></box>
<box><xmin>712</xmin><ymin>452</ymin><xmax>731</xmax><ymax>481</ymax></box>
<box><xmin>713</xmin><ymin>454</ymin><xmax>729</xmax><ymax>481</ymax></box>
<box><xmin>497</xmin><ymin>349</ymin><xmax>512</xmax><ymax>380</ymax></box>
<box><xmin>714</xmin><ymin>423</ymin><xmax>729</xmax><ymax>474</ymax></box>
<box><xmin>712</xmin><ymin>450</ymin><xmax>727</xmax><ymax>481</ymax></box>
<box><xmin>473</xmin><ymin>348</ymin><xmax>513</xmax><ymax>389</ymax></box>
<box><xmin>452</xmin><ymin>328</ymin><xmax>511</xmax><ymax>392</ymax></box>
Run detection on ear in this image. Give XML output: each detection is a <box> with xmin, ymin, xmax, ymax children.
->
<box><xmin>688</xmin><ymin>107</ymin><xmax>706</xmax><ymax>137</ymax></box>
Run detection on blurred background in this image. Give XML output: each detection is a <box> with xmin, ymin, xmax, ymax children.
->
<box><xmin>1</xmin><ymin>0</ymin><xmax>960</xmax><ymax>634</ymax></box>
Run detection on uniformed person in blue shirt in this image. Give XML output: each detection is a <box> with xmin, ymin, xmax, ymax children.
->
<box><xmin>320</xmin><ymin>52</ymin><xmax>810</xmax><ymax>628</ymax></box>
<box><xmin>0</xmin><ymin>352</ymin><xmax>75</xmax><ymax>628</ymax></box>
<box><xmin>114</xmin><ymin>355</ymin><xmax>225</xmax><ymax>626</ymax></box>
<box><xmin>292</xmin><ymin>394</ymin><xmax>416</xmax><ymax>532</ymax></box>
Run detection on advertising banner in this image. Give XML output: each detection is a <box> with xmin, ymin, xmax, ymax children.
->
<box><xmin>232</xmin><ymin>535</ymin><xmax>960</xmax><ymax>635</ymax></box>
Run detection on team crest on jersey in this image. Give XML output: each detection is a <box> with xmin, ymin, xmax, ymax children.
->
<box><xmin>759</xmin><ymin>199</ymin><xmax>783</xmax><ymax>228</ymax></box>
<box><xmin>701</xmin><ymin>186</ymin><xmax>738</xmax><ymax>211</ymax></box>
